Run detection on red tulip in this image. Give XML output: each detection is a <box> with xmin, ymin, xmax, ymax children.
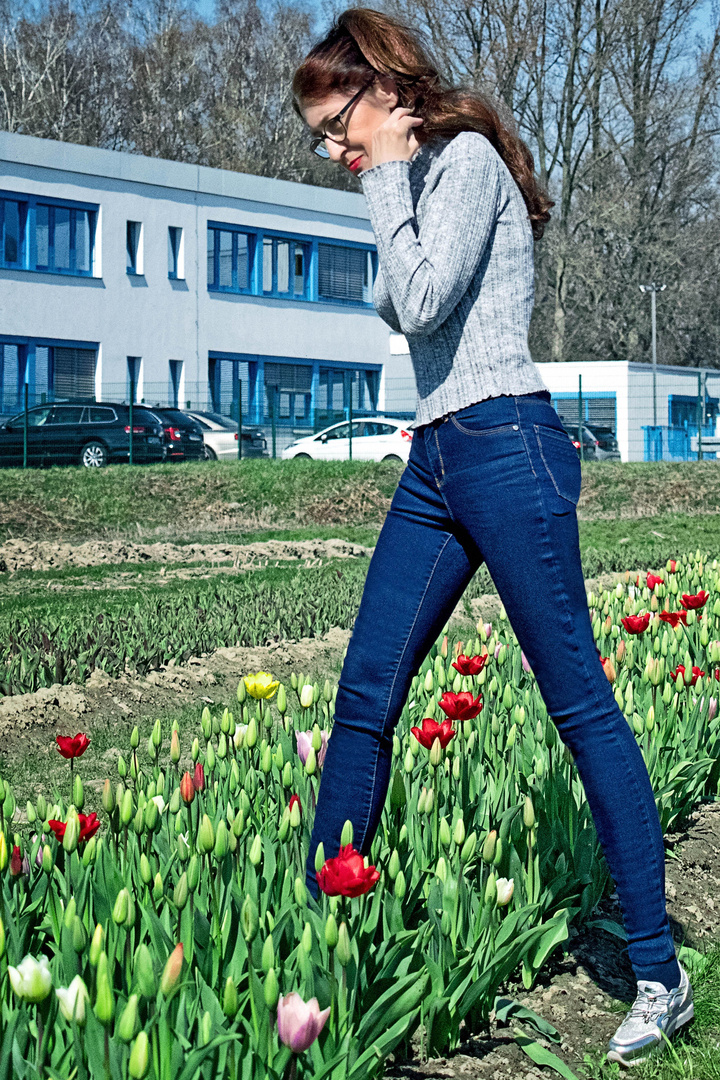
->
<box><xmin>48</xmin><ymin>812</ymin><xmax>100</xmax><ymax>844</ymax></box>
<box><xmin>180</xmin><ymin>771</ymin><xmax>195</xmax><ymax>804</ymax></box>
<box><xmin>668</xmin><ymin>560</ymin><xmax>677</xmax><ymax>573</ymax></box>
<box><xmin>680</xmin><ymin>590</ymin><xmax>709</xmax><ymax>610</ymax></box>
<box><xmin>316</xmin><ymin>844</ymin><xmax>380</xmax><ymax>898</ymax></box>
<box><xmin>56</xmin><ymin>733</ymin><xmax>90</xmax><ymax>759</ymax></box>
<box><xmin>621</xmin><ymin>613</ymin><xmax>651</xmax><ymax>635</ymax></box>
<box><xmin>193</xmin><ymin>762</ymin><xmax>205</xmax><ymax>792</ymax></box>
<box><xmin>410</xmin><ymin>717</ymin><xmax>456</xmax><ymax>749</ymax></box>
<box><xmin>659</xmin><ymin>610</ymin><xmax>687</xmax><ymax>628</ymax></box>
<box><xmin>438</xmin><ymin>690</ymin><xmax>484</xmax><ymax>721</ymax></box>
<box><xmin>669</xmin><ymin>664</ymin><xmax>705</xmax><ymax>687</ymax></box>
<box><xmin>647</xmin><ymin>572</ymin><xmax>664</xmax><ymax>590</ymax></box>
<box><xmin>451</xmin><ymin>653</ymin><xmax>488</xmax><ymax>676</ymax></box>
<box><xmin>10</xmin><ymin>845</ymin><xmax>22</xmax><ymax>876</ymax></box>
<box><xmin>714</xmin><ymin>669</ymin><xmax>720</xmax><ymax>682</ymax></box>
<box><xmin>289</xmin><ymin>794</ymin><xmax>302</xmax><ymax>816</ymax></box>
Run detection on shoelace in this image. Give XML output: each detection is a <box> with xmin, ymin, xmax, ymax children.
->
<box><xmin>628</xmin><ymin>988</ymin><xmax>673</xmax><ymax>1025</ymax></box>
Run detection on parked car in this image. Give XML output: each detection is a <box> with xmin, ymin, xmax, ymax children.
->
<box><xmin>185</xmin><ymin>411</ymin><xmax>268</xmax><ymax>459</ymax></box>
<box><xmin>584</xmin><ymin>424</ymin><xmax>621</xmax><ymax>460</ymax></box>
<box><xmin>0</xmin><ymin>401</ymin><xmax>166</xmax><ymax>467</ymax></box>
<box><xmin>150</xmin><ymin>408</ymin><xmax>207</xmax><ymax>462</ymax></box>
<box><xmin>282</xmin><ymin>417</ymin><xmax>413</xmax><ymax>462</ymax></box>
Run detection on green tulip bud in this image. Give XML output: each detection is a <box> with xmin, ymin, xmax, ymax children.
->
<box><xmin>118</xmin><ymin>754</ymin><xmax>127</xmax><ymax>779</ymax></box>
<box><xmin>133</xmin><ymin>807</ymin><xmax>144</xmax><ymax>836</ymax></box>
<box><xmin>484</xmin><ymin>871</ymin><xmax>497</xmax><ymax>905</ymax></box>
<box><xmin>197</xmin><ymin>814</ymin><xmax>214</xmax><ymax>855</ymax></box>
<box><xmin>425</xmin><ymin>787</ymin><xmax>434</xmax><ymax>814</ymax></box>
<box><xmin>112</xmin><ymin>888</ymin><xmax>130</xmax><ymax>926</ymax></box>
<box><xmin>261</xmin><ymin>934</ymin><xmax>275</xmax><ymax>975</ymax></box>
<box><xmin>289</xmin><ymin>800</ymin><xmax>301</xmax><ymax>830</ymax></box>
<box><xmin>394</xmin><ymin>870</ymin><xmax>407</xmax><ymax>899</ymax></box>
<box><xmin>173</xmin><ymin>873</ymin><xmax>188</xmax><ymax>910</ymax></box>
<box><xmin>36</xmin><ymin>793</ymin><xmax>47</xmax><ymax>821</ymax></box>
<box><xmin>264</xmin><ymin>968</ymin><xmax>279</xmax><ymax>1010</ymax></box>
<box><xmin>482</xmin><ymin>830</ymin><xmax>497</xmax><ymax>863</ymax></box>
<box><xmin>245</xmin><ymin>718</ymin><xmax>258</xmax><ymax>748</ymax></box>
<box><xmin>72</xmin><ymin>915</ymin><xmax>88</xmax><ymax>954</ymax></box>
<box><xmin>453</xmin><ymin>817</ymin><xmax>466</xmax><ymax>847</ymax></box>
<box><xmin>340</xmin><ymin>819</ymin><xmax>353</xmax><ymax>846</ymax></box>
<box><xmin>325</xmin><ymin>913</ymin><xmax>339</xmax><ymax>949</ymax></box>
<box><xmin>130</xmin><ymin>726</ymin><xmax>140</xmax><ymax>749</ymax></box>
<box><xmin>177</xmin><ymin>834</ymin><xmax>190</xmax><ymax>862</ymax></box>
<box><xmin>153</xmin><ymin>873</ymin><xmax>164</xmax><ymax>903</ymax></box>
<box><xmin>249</xmin><ymin>834</ymin><xmax>262</xmax><ymax>866</ymax></box>
<box><xmin>212</xmin><ymin>820</ymin><xmax>229</xmax><ymax>860</ymax></box>
<box><xmin>388</xmin><ymin>849</ymin><xmax>401</xmax><ymax>881</ymax></box>
<box><xmin>42</xmin><ymin>844</ymin><xmax>53</xmax><ymax>874</ymax></box>
<box><xmin>404</xmin><ymin>746</ymin><xmax>414</xmax><ymax>773</ymax></box>
<box><xmin>523</xmin><ymin>795</ymin><xmax>535</xmax><ymax>830</ymax></box>
<box><xmin>304</xmin><ymin>746</ymin><xmax>317</xmax><ymax>776</ymax></box>
<box><xmin>0</xmin><ymin>913</ymin><xmax>4</xmax><ymax>960</ymax></box>
<box><xmin>94</xmin><ymin>952</ymin><xmax>114</xmax><ymax>1026</ymax></box>
<box><xmin>120</xmin><ymin>788</ymin><xmax>133</xmax><ymax>826</ymax></box>
<box><xmin>461</xmin><ymin>831</ymin><xmax>477</xmax><ymax>863</ymax></box>
<box><xmin>294</xmin><ymin>877</ymin><xmax>307</xmax><ymax>906</ymax></box>
<box><xmin>117</xmin><ymin>992</ymin><xmax>139</xmax><ymax>1042</ymax></box>
<box><xmin>301</xmin><ymin>922</ymin><xmax>313</xmax><ymax>953</ymax></box>
<box><xmin>186</xmin><ymin>854</ymin><xmax>200</xmax><ymax>892</ymax></box>
<box><xmin>143</xmin><ymin>800</ymin><xmax>158</xmax><ymax>832</ymax></box>
<box><xmin>439</xmin><ymin>816</ymin><xmax>451</xmax><ymax>848</ymax></box>
<box><xmin>242</xmin><ymin>895</ymin><xmax>259</xmax><ymax>943</ymax></box>
<box><xmin>435</xmin><ymin>856</ymin><xmax>447</xmax><ymax>882</ymax></box>
<box><xmin>63</xmin><ymin>806</ymin><xmax>81</xmax><ymax>854</ymax></box>
<box><xmin>64</xmin><ymin>895</ymin><xmax>77</xmax><ymax>930</ymax></box>
<box><xmin>128</xmin><ymin>1031</ymin><xmax>149</xmax><ymax>1079</ymax></box>
<box><xmin>429</xmin><ymin>737</ymin><xmax>443</xmax><ymax>768</ymax></box>
<box><xmin>337</xmin><ymin>922</ymin><xmax>352</xmax><ymax>967</ymax></box>
<box><xmin>134</xmin><ymin>944</ymin><xmax>155</xmax><ymax>998</ymax></box>
<box><xmin>89</xmin><ymin>923</ymin><xmax>104</xmax><ymax>967</ymax></box>
<box><xmin>26</xmin><ymin>800</ymin><xmax>36</xmax><ymax>824</ymax></box>
<box><xmin>222</xmin><ymin>976</ymin><xmax>238</xmax><ymax>1018</ymax></box>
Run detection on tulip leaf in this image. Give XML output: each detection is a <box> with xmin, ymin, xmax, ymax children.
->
<box><xmin>494</xmin><ymin>997</ymin><xmax>561</xmax><ymax>1042</ymax></box>
<box><xmin>585</xmin><ymin>918</ymin><xmax>627</xmax><ymax>941</ymax></box>
<box><xmin>514</xmin><ymin>1028</ymin><xmax>579</xmax><ymax>1079</ymax></box>
<box><xmin>356</xmin><ymin>970</ymin><xmax>428</xmax><ymax>1045</ymax></box>
<box><xmin>349</xmin><ymin>1011</ymin><xmax>422</xmax><ymax>1080</ymax></box>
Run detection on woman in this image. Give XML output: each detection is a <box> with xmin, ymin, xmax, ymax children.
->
<box><xmin>292</xmin><ymin>8</ymin><xmax>692</xmax><ymax>1068</ymax></box>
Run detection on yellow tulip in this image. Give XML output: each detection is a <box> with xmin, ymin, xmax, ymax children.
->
<box><xmin>243</xmin><ymin>672</ymin><xmax>280</xmax><ymax>700</ymax></box>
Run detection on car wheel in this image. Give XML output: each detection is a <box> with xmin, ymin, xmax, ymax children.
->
<box><xmin>203</xmin><ymin>446</ymin><xmax>217</xmax><ymax>460</ymax></box>
<box><xmin>81</xmin><ymin>441</ymin><xmax>108</xmax><ymax>468</ymax></box>
<box><xmin>294</xmin><ymin>453</ymin><xmax>312</xmax><ymax>459</ymax></box>
<box><xmin>381</xmin><ymin>454</ymin><xmax>404</xmax><ymax>462</ymax></box>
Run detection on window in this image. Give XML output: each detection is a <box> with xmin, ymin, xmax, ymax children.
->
<box><xmin>54</xmin><ymin>348</ymin><xmax>96</xmax><ymax>399</ymax></box>
<box><xmin>168</xmin><ymin>226</ymin><xmax>183</xmax><ymax>279</ymax></box>
<box><xmin>0</xmin><ymin>193</ymin><xmax>96</xmax><ymax>275</ymax></box>
<box><xmin>48</xmin><ymin>406</ymin><xmax>85</xmax><ymax>424</ymax></box>
<box><xmin>84</xmin><ymin>407</ymin><xmax>116</xmax><ymax>423</ymax></box>
<box><xmin>207</xmin><ymin>227</ymin><xmax>252</xmax><ymax>291</ymax></box>
<box><xmin>126</xmin><ymin>221</ymin><xmax>143</xmax><ymax>275</ymax></box>
<box><xmin>318</xmin><ymin>243</ymin><xmax>369</xmax><ymax>302</ymax></box>
<box><xmin>169</xmin><ymin>360</ymin><xmax>183</xmax><ymax>408</ymax></box>
<box><xmin>0</xmin><ymin>343</ymin><xmax>22</xmax><ymax>412</ymax></box>
<box><xmin>9</xmin><ymin>406</ymin><xmax>52</xmax><ymax>428</ymax></box>
<box><xmin>127</xmin><ymin>357</ymin><xmax>141</xmax><ymax>403</ymax></box>
<box><xmin>262</xmin><ymin>237</ymin><xmax>307</xmax><ymax>297</ymax></box>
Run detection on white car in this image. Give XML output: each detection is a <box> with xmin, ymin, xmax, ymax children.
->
<box><xmin>185</xmin><ymin>411</ymin><xmax>267</xmax><ymax>459</ymax></box>
<box><xmin>282</xmin><ymin>417</ymin><xmax>414</xmax><ymax>462</ymax></box>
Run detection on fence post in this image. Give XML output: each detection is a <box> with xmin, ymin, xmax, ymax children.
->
<box><xmin>23</xmin><ymin>382</ymin><xmax>29</xmax><ymax>469</ymax></box>
<box><xmin>698</xmin><ymin>372</ymin><xmax>703</xmax><ymax>462</ymax></box>
<box><xmin>578</xmin><ymin>374</ymin><xmax>584</xmax><ymax>462</ymax></box>
<box><xmin>271</xmin><ymin>386</ymin><xmax>277</xmax><ymax>459</ymax></box>
<box><xmin>129</xmin><ymin>395</ymin><xmax>134</xmax><ymax>466</ymax></box>
<box><xmin>238</xmin><ymin>377</ymin><xmax>243</xmax><ymax>460</ymax></box>
<box><xmin>349</xmin><ymin>379</ymin><xmax>353</xmax><ymax>461</ymax></box>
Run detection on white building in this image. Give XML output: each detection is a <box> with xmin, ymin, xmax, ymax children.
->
<box><xmin>0</xmin><ymin>130</ymin><xmax>411</xmax><ymax>446</ymax></box>
<box><xmin>391</xmin><ymin>336</ymin><xmax>720</xmax><ymax>462</ymax></box>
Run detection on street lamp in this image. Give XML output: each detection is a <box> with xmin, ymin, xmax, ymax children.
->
<box><xmin>639</xmin><ymin>282</ymin><xmax>667</xmax><ymax>428</ymax></box>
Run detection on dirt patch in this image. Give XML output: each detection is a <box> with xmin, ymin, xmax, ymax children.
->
<box><xmin>385</xmin><ymin>807</ymin><xmax>720</xmax><ymax>1080</ymax></box>
<box><xmin>0</xmin><ymin>537</ymin><xmax>375</xmax><ymax>574</ymax></box>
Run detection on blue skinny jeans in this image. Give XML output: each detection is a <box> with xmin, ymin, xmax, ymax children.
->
<box><xmin>305</xmin><ymin>390</ymin><xmax>679</xmax><ymax>986</ymax></box>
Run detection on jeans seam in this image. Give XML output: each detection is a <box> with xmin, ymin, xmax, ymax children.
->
<box><xmin>528</xmin><ymin>460</ymin><xmax>669</xmax><ymax>964</ymax></box>
<box><xmin>355</xmin><ymin>530</ymin><xmax>456</xmax><ymax>854</ymax></box>
<box><xmin>513</xmin><ymin>400</ymin><xmax>538</xmax><ymax>479</ymax></box>
<box><xmin>434</xmin><ymin>427</ymin><xmax>446</xmax><ymax>477</ymax></box>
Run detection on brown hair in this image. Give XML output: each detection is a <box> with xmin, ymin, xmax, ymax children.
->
<box><xmin>292</xmin><ymin>7</ymin><xmax>553</xmax><ymax>239</ymax></box>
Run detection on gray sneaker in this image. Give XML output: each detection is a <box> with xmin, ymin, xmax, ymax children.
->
<box><xmin>607</xmin><ymin>963</ymin><xmax>694</xmax><ymax>1067</ymax></box>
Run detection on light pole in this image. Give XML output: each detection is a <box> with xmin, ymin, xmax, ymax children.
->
<box><xmin>639</xmin><ymin>282</ymin><xmax>667</xmax><ymax>428</ymax></box>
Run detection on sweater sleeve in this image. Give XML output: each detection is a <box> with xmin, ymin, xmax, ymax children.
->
<box><xmin>359</xmin><ymin>132</ymin><xmax>502</xmax><ymax>337</ymax></box>
<box><xmin>370</xmin><ymin>262</ymin><xmax>403</xmax><ymax>333</ymax></box>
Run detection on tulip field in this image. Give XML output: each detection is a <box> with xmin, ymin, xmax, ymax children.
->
<box><xmin>1</xmin><ymin>549</ymin><xmax>720</xmax><ymax>1079</ymax></box>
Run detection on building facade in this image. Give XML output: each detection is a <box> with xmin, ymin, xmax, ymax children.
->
<box><xmin>0</xmin><ymin>131</ymin><xmax>407</xmax><ymax>446</ymax></box>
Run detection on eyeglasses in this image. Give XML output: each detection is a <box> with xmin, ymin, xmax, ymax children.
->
<box><xmin>308</xmin><ymin>77</ymin><xmax>376</xmax><ymax>158</ymax></box>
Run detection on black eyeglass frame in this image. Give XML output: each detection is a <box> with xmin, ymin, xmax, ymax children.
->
<box><xmin>308</xmin><ymin>75</ymin><xmax>377</xmax><ymax>157</ymax></box>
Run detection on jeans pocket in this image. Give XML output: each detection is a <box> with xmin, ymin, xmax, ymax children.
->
<box><xmin>533</xmin><ymin>423</ymin><xmax>582</xmax><ymax>507</ymax></box>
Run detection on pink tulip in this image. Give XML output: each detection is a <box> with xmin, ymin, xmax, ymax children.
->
<box><xmin>485</xmin><ymin>623</ymin><xmax>492</xmax><ymax>639</ymax></box>
<box><xmin>277</xmin><ymin>991</ymin><xmax>330</xmax><ymax>1052</ymax></box>
<box><xmin>295</xmin><ymin>731</ymin><xmax>312</xmax><ymax>765</ymax></box>
<box><xmin>296</xmin><ymin>730</ymin><xmax>329</xmax><ymax>769</ymax></box>
<box><xmin>709</xmin><ymin>697</ymin><xmax>718</xmax><ymax>722</ymax></box>
<box><xmin>521</xmin><ymin>651</ymin><xmax>533</xmax><ymax>674</ymax></box>
<box><xmin>494</xmin><ymin>642</ymin><xmax>502</xmax><ymax>660</ymax></box>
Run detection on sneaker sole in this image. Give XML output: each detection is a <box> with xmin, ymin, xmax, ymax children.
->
<box><xmin>606</xmin><ymin>1001</ymin><xmax>695</xmax><ymax>1068</ymax></box>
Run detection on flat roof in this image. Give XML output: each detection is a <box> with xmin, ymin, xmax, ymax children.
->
<box><xmin>0</xmin><ymin>130</ymin><xmax>370</xmax><ymax>222</ymax></box>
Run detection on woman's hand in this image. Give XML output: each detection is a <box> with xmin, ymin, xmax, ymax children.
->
<box><xmin>367</xmin><ymin>106</ymin><xmax>424</xmax><ymax>169</ymax></box>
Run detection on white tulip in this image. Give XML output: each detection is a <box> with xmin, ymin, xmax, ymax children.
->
<box><xmin>8</xmin><ymin>954</ymin><xmax>52</xmax><ymax>1002</ymax></box>
<box><xmin>56</xmin><ymin>974</ymin><xmax>90</xmax><ymax>1025</ymax></box>
<box><xmin>496</xmin><ymin>877</ymin><xmax>515</xmax><ymax>907</ymax></box>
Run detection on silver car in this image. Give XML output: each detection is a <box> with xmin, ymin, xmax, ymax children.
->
<box><xmin>185</xmin><ymin>411</ymin><xmax>267</xmax><ymax>459</ymax></box>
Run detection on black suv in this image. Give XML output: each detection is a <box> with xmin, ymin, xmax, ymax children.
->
<box><xmin>0</xmin><ymin>401</ymin><xmax>166</xmax><ymax>467</ymax></box>
<box><xmin>149</xmin><ymin>408</ymin><xmax>207</xmax><ymax>462</ymax></box>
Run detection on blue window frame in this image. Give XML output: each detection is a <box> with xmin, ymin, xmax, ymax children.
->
<box><xmin>0</xmin><ymin>335</ymin><xmax>98</xmax><ymax>409</ymax></box>
<box><xmin>168</xmin><ymin>226</ymin><xmax>183</xmax><ymax>279</ymax></box>
<box><xmin>0</xmin><ymin>191</ymin><xmax>97</xmax><ymax>276</ymax></box>
<box><xmin>207</xmin><ymin>222</ymin><xmax>376</xmax><ymax>307</ymax></box>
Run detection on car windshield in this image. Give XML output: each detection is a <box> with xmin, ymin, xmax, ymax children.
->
<box><xmin>198</xmin><ymin>412</ymin><xmax>238</xmax><ymax>429</ymax></box>
<box><xmin>158</xmin><ymin>410</ymin><xmax>200</xmax><ymax>427</ymax></box>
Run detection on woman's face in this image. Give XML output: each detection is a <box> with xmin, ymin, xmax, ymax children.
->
<box><xmin>300</xmin><ymin>75</ymin><xmax>399</xmax><ymax>175</ymax></box>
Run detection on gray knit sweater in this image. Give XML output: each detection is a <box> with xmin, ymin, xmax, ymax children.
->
<box><xmin>358</xmin><ymin>130</ymin><xmax>550</xmax><ymax>429</ymax></box>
